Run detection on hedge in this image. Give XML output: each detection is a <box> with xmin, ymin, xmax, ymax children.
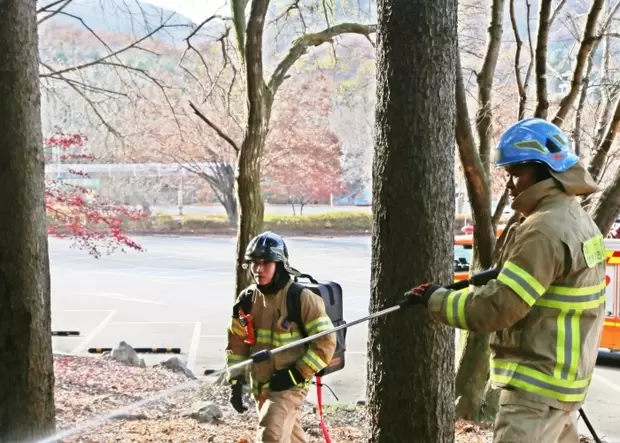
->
<box><xmin>48</xmin><ymin>211</ymin><xmax>490</xmax><ymax>236</ymax></box>
<box><xmin>120</xmin><ymin>211</ymin><xmax>479</xmax><ymax>235</ymax></box>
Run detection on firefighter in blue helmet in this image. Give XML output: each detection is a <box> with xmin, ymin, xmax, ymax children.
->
<box><xmin>408</xmin><ymin>119</ymin><xmax>606</xmax><ymax>443</ymax></box>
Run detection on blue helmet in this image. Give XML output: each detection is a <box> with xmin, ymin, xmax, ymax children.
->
<box><xmin>494</xmin><ymin>118</ymin><xmax>579</xmax><ymax>172</ymax></box>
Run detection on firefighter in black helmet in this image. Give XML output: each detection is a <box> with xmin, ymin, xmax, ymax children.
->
<box><xmin>225</xmin><ymin>231</ymin><xmax>336</xmax><ymax>443</ymax></box>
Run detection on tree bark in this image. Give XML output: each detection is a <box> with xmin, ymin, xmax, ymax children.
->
<box><xmin>367</xmin><ymin>0</ymin><xmax>457</xmax><ymax>441</ymax></box>
<box><xmin>234</xmin><ymin>0</ymin><xmax>270</xmax><ymax>297</ymax></box>
<box><xmin>592</xmin><ymin>170</ymin><xmax>620</xmax><ymax>236</ymax></box>
<box><xmin>0</xmin><ymin>0</ymin><xmax>56</xmax><ymax>440</ymax></box>
<box><xmin>534</xmin><ymin>0</ymin><xmax>552</xmax><ymax>119</ymax></box>
<box><xmin>453</xmin><ymin>52</ymin><xmax>495</xmax><ymax>422</ymax></box>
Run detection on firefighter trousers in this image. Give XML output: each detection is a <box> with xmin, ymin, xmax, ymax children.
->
<box><xmin>493</xmin><ymin>389</ymin><xmax>579</xmax><ymax>443</ymax></box>
<box><xmin>255</xmin><ymin>387</ymin><xmax>308</xmax><ymax>443</ymax></box>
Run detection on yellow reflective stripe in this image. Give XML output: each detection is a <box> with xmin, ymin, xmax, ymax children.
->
<box><xmin>491</xmin><ymin>360</ymin><xmax>590</xmax><ymax>402</ymax></box>
<box><xmin>554</xmin><ymin>311</ymin><xmax>582</xmax><ymax>380</ymax></box>
<box><xmin>538</xmin><ymin>282</ymin><xmax>606</xmax><ymax>310</ymax></box>
<box><xmin>226</xmin><ymin>353</ymin><xmax>246</xmax><ymax>365</ymax></box>
<box><xmin>256</xmin><ymin>329</ymin><xmax>271</xmax><ymax>345</ymax></box>
<box><xmin>229</xmin><ymin>318</ymin><xmax>247</xmax><ymax>338</ymax></box>
<box><xmin>444</xmin><ymin>289</ymin><xmax>468</xmax><ymax>329</ymax></box>
<box><xmin>301</xmin><ymin>348</ymin><xmax>328</xmax><ymax>373</ymax></box>
<box><xmin>497</xmin><ymin>261</ymin><xmax>546</xmax><ymax>306</ymax></box>
<box><xmin>306</xmin><ymin>316</ymin><xmax>333</xmax><ymax>335</ymax></box>
<box><xmin>273</xmin><ymin>331</ymin><xmax>303</xmax><ymax>347</ymax></box>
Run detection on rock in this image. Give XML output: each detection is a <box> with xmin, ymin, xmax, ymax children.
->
<box><xmin>182</xmin><ymin>401</ymin><xmax>223</xmax><ymax>423</ymax></box>
<box><xmin>156</xmin><ymin>357</ymin><xmax>196</xmax><ymax>379</ymax></box>
<box><xmin>110</xmin><ymin>341</ymin><xmax>145</xmax><ymax>367</ymax></box>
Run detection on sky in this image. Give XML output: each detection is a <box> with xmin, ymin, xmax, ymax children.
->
<box><xmin>141</xmin><ymin>0</ymin><xmax>229</xmax><ymax>23</ymax></box>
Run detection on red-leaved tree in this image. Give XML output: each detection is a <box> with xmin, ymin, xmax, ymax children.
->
<box><xmin>44</xmin><ymin>128</ymin><xmax>146</xmax><ymax>257</ymax></box>
<box><xmin>263</xmin><ymin>76</ymin><xmax>344</xmax><ymax>215</ymax></box>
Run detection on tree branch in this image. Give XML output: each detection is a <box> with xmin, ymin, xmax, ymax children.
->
<box><xmin>38</xmin><ymin>0</ymin><xmax>73</xmax><ymax>25</ymax></box>
<box><xmin>188</xmin><ymin>100</ymin><xmax>240</xmax><ymax>153</ymax></box>
<box><xmin>510</xmin><ymin>0</ymin><xmax>526</xmax><ymax>120</ymax></box>
<box><xmin>267</xmin><ymin>23</ymin><xmax>377</xmax><ymax>101</ymax></box>
<box><xmin>42</xmin><ymin>13</ymin><xmax>178</xmax><ymax>77</ymax></box>
<box><xmin>588</xmin><ymin>95</ymin><xmax>620</xmax><ymax>183</ymax></box>
<box><xmin>551</xmin><ymin>0</ymin><xmax>605</xmax><ymax>127</ymax></box>
<box><xmin>534</xmin><ymin>0</ymin><xmax>553</xmax><ymax>119</ymax></box>
<box><xmin>476</xmin><ymin>0</ymin><xmax>504</xmax><ymax>175</ymax></box>
<box><xmin>455</xmin><ymin>54</ymin><xmax>495</xmax><ymax>269</ymax></box>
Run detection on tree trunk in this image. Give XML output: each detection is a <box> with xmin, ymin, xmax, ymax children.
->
<box><xmin>591</xmin><ymin>170</ymin><xmax>620</xmax><ymax>236</ymax></box>
<box><xmin>233</xmin><ymin>0</ymin><xmax>270</xmax><ymax>298</ymax></box>
<box><xmin>235</xmin><ymin>132</ymin><xmax>267</xmax><ymax>297</ymax></box>
<box><xmin>0</xmin><ymin>0</ymin><xmax>56</xmax><ymax>440</ymax></box>
<box><xmin>453</xmin><ymin>53</ymin><xmax>496</xmax><ymax>422</ymax></box>
<box><xmin>367</xmin><ymin>0</ymin><xmax>457</xmax><ymax>440</ymax></box>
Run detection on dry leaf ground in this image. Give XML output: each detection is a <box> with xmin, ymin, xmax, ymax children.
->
<box><xmin>52</xmin><ymin>354</ymin><xmax>591</xmax><ymax>443</ymax></box>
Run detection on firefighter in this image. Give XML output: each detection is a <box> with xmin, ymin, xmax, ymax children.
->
<box><xmin>225</xmin><ymin>231</ymin><xmax>336</xmax><ymax>443</ymax></box>
<box><xmin>407</xmin><ymin>118</ymin><xmax>606</xmax><ymax>443</ymax></box>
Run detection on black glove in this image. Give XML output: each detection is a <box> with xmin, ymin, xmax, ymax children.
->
<box><xmin>230</xmin><ymin>376</ymin><xmax>248</xmax><ymax>413</ymax></box>
<box><xmin>269</xmin><ymin>367</ymin><xmax>306</xmax><ymax>392</ymax></box>
<box><xmin>402</xmin><ymin>282</ymin><xmax>441</xmax><ymax>308</ymax></box>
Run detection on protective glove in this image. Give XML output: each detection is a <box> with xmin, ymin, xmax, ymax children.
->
<box><xmin>269</xmin><ymin>366</ymin><xmax>305</xmax><ymax>392</ymax></box>
<box><xmin>230</xmin><ymin>376</ymin><xmax>248</xmax><ymax>413</ymax></box>
<box><xmin>402</xmin><ymin>282</ymin><xmax>441</xmax><ymax>308</ymax></box>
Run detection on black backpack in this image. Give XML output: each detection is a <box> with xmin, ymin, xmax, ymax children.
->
<box><xmin>285</xmin><ymin>273</ymin><xmax>347</xmax><ymax>377</ymax></box>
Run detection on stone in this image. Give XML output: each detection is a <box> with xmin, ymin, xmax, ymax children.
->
<box><xmin>182</xmin><ymin>401</ymin><xmax>223</xmax><ymax>423</ymax></box>
<box><xmin>110</xmin><ymin>341</ymin><xmax>145</xmax><ymax>367</ymax></box>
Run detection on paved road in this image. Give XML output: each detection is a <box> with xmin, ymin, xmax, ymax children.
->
<box><xmin>151</xmin><ymin>203</ymin><xmax>371</xmax><ymax>216</ymax></box>
<box><xmin>49</xmin><ymin>235</ymin><xmax>620</xmax><ymax>440</ymax></box>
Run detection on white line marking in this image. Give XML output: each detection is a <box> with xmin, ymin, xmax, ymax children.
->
<box><xmin>79</xmin><ymin>292</ymin><xmax>167</xmax><ymax>305</ymax></box>
<box><xmin>108</xmin><ymin>321</ymin><xmax>197</xmax><ymax>325</ymax></box>
<box><xmin>62</xmin><ymin>309</ymin><xmax>115</xmax><ymax>312</ymax></box>
<box><xmin>200</xmin><ymin>335</ymin><xmax>226</xmax><ymax>339</ymax></box>
<box><xmin>593</xmin><ymin>372</ymin><xmax>620</xmax><ymax>393</ymax></box>
<box><xmin>71</xmin><ymin>310</ymin><xmax>116</xmax><ymax>353</ymax></box>
<box><xmin>187</xmin><ymin>322</ymin><xmax>202</xmax><ymax>373</ymax></box>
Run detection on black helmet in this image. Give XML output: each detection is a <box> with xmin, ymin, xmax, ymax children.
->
<box><xmin>244</xmin><ymin>231</ymin><xmax>289</xmax><ymax>263</ymax></box>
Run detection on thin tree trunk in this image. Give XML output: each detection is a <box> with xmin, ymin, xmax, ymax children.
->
<box><xmin>234</xmin><ymin>0</ymin><xmax>270</xmax><ymax>297</ymax></box>
<box><xmin>534</xmin><ymin>0</ymin><xmax>552</xmax><ymax>119</ymax></box>
<box><xmin>367</xmin><ymin>0</ymin><xmax>457</xmax><ymax>440</ymax></box>
<box><xmin>0</xmin><ymin>0</ymin><xmax>56</xmax><ymax>440</ymax></box>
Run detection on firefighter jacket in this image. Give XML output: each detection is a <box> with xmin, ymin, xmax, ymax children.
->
<box><xmin>225</xmin><ymin>278</ymin><xmax>337</xmax><ymax>398</ymax></box>
<box><xmin>428</xmin><ymin>177</ymin><xmax>606</xmax><ymax>411</ymax></box>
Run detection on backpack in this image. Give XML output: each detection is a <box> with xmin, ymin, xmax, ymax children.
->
<box><xmin>285</xmin><ymin>273</ymin><xmax>347</xmax><ymax>377</ymax></box>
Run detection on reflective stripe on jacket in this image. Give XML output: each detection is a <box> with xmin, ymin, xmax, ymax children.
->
<box><xmin>428</xmin><ymin>179</ymin><xmax>606</xmax><ymax>410</ymax></box>
<box><xmin>224</xmin><ymin>278</ymin><xmax>336</xmax><ymax>398</ymax></box>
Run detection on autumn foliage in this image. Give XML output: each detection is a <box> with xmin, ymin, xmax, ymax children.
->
<box><xmin>263</xmin><ymin>76</ymin><xmax>344</xmax><ymax>213</ymax></box>
<box><xmin>44</xmin><ymin>129</ymin><xmax>146</xmax><ymax>257</ymax></box>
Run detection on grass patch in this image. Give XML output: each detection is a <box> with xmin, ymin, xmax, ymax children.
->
<box><xmin>48</xmin><ymin>210</ymin><xmax>490</xmax><ymax>236</ymax></box>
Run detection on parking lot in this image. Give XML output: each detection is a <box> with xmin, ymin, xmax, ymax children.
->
<box><xmin>50</xmin><ymin>235</ymin><xmax>620</xmax><ymax>440</ymax></box>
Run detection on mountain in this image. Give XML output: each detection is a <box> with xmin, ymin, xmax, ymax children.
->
<box><xmin>37</xmin><ymin>0</ymin><xmax>197</xmax><ymax>43</ymax></box>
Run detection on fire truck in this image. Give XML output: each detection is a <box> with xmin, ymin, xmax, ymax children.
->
<box><xmin>455</xmin><ymin>235</ymin><xmax>620</xmax><ymax>352</ymax></box>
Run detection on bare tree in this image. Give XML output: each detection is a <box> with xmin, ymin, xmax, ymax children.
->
<box><xmin>187</xmin><ymin>1</ymin><xmax>377</xmax><ymax>296</ymax></box>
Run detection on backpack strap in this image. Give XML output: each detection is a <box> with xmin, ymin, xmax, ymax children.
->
<box><xmin>232</xmin><ymin>286</ymin><xmax>254</xmax><ymax>317</ymax></box>
<box><xmin>286</xmin><ymin>282</ymin><xmax>308</xmax><ymax>337</ymax></box>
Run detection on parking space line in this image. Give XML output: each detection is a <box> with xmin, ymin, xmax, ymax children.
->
<box><xmin>187</xmin><ymin>322</ymin><xmax>202</xmax><ymax>373</ymax></box>
<box><xmin>71</xmin><ymin>310</ymin><xmax>117</xmax><ymax>353</ymax></box>
<box><xmin>108</xmin><ymin>321</ymin><xmax>197</xmax><ymax>325</ymax></box>
<box><xmin>594</xmin><ymin>372</ymin><xmax>620</xmax><ymax>393</ymax></box>
<box><xmin>78</xmin><ymin>292</ymin><xmax>167</xmax><ymax>305</ymax></box>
